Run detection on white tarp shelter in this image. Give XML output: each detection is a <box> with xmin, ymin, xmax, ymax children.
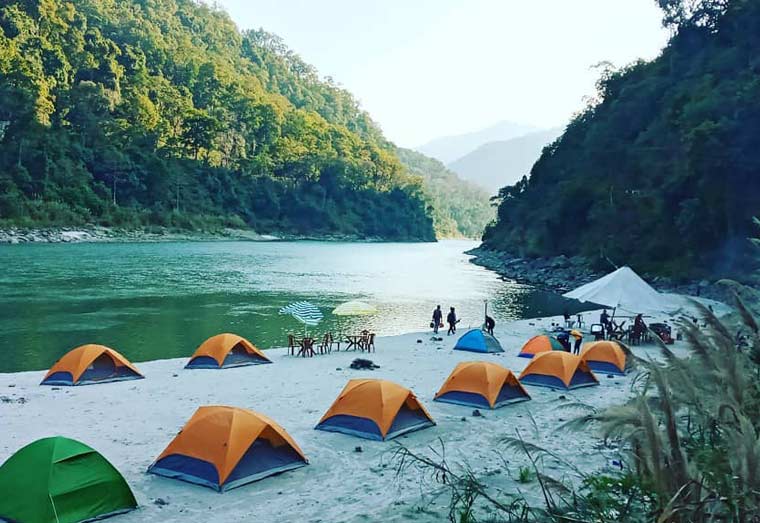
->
<box><xmin>563</xmin><ymin>266</ymin><xmax>677</xmax><ymax>314</ymax></box>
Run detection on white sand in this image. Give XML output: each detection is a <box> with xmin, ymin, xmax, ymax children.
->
<box><xmin>0</xmin><ymin>310</ymin><xmax>706</xmax><ymax>522</ymax></box>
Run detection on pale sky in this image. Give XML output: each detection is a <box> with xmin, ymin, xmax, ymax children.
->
<box><xmin>215</xmin><ymin>0</ymin><xmax>669</xmax><ymax>148</ymax></box>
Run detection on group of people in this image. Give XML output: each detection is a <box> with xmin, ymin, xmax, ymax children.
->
<box><xmin>431</xmin><ymin>305</ymin><xmax>458</xmax><ymax>335</ymax></box>
<box><xmin>430</xmin><ymin>305</ymin><xmax>496</xmax><ymax>336</ymax></box>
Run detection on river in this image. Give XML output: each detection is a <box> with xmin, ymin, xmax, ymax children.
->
<box><xmin>0</xmin><ymin>240</ymin><xmax>589</xmax><ymax>373</ymax></box>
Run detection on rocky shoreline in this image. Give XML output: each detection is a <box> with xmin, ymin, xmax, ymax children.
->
<box><xmin>0</xmin><ymin>226</ymin><xmax>279</xmax><ymax>244</ymax></box>
<box><xmin>466</xmin><ymin>245</ymin><xmax>731</xmax><ymax>303</ymax></box>
<box><xmin>0</xmin><ymin>226</ymin><xmax>417</xmax><ymax>245</ymax></box>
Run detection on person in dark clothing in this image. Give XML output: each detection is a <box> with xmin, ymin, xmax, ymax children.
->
<box><xmin>485</xmin><ymin>315</ymin><xmax>495</xmax><ymax>336</ymax></box>
<box><xmin>631</xmin><ymin>313</ymin><xmax>646</xmax><ymax>344</ymax></box>
<box><xmin>447</xmin><ymin>307</ymin><xmax>458</xmax><ymax>336</ymax></box>
<box><xmin>432</xmin><ymin>305</ymin><xmax>443</xmax><ymax>334</ymax></box>
<box><xmin>600</xmin><ymin>309</ymin><xmax>611</xmax><ymax>337</ymax></box>
<box><xmin>556</xmin><ymin>331</ymin><xmax>571</xmax><ymax>352</ymax></box>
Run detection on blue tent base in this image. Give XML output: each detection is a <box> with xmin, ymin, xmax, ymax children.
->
<box><xmin>148</xmin><ymin>440</ymin><xmax>307</xmax><ymax>492</ymax></box>
<box><xmin>185</xmin><ymin>355</ymin><xmax>271</xmax><ymax>369</ymax></box>
<box><xmin>148</xmin><ymin>461</ymin><xmax>307</xmax><ymax>492</ymax></box>
<box><xmin>41</xmin><ymin>372</ymin><xmax>144</xmax><ymax>387</ymax></box>
<box><xmin>585</xmin><ymin>361</ymin><xmax>626</xmax><ymax>376</ymax></box>
<box><xmin>315</xmin><ymin>419</ymin><xmax>435</xmax><ymax>441</ymax></box>
<box><xmin>520</xmin><ymin>373</ymin><xmax>599</xmax><ymax>391</ymax></box>
<box><xmin>315</xmin><ymin>406</ymin><xmax>435</xmax><ymax>441</ymax></box>
<box><xmin>435</xmin><ymin>390</ymin><xmax>530</xmax><ymax>409</ymax></box>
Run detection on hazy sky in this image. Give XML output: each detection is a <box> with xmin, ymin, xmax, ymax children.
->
<box><xmin>216</xmin><ymin>0</ymin><xmax>669</xmax><ymax>147</ymax></box>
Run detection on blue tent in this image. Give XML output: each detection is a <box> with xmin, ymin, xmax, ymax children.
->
<box><xmin>453</xmin><ymin>329</ymin><xmax>504</xmax><ymax>353</ymax></box>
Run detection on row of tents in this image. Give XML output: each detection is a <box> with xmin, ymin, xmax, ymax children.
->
<box><xmin>453</xmin><ymin>328</ymin><xmax>627</xmax><ymax>376</ymax></box>
<box><xmin>1</xmin><ymin>350</ymin><xmax>621</xmax><ymax>522</ymax></box>
<box><xmin>38</xmin><ymin>329</ymin><xmax>627</xmax><ymax>390</ymax></box>
<box><xmin>4</xmin><ymin>333</ymin><xmax>628</xmax><ymax>523</ymax></box>
<box><xmin>39</xmin><ymin>333</ymin><xmax>271</xmax><ymax>386</ymax></box>
<box><xmin>38</xmin><ymin>330</ymin><xmax>626</xmax><ymax>389</ymax></box>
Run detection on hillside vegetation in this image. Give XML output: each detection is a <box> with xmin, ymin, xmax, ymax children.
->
<box><xmin>0</xmin><ymin>0</ymin><xmax>435</xmax><ymax>240</ymax></box>
<box><xmin>484</xmin><ymin>0</ymin><xmax>760</xmax><ymax>276</ymax></box>
<box><xmin>397</xmin><ymin>148</ymin><xmax>494</xmax><ymax>238</ymax></box>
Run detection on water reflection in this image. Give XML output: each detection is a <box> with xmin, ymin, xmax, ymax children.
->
<box><xmin>0</xmin><ymin>240</ymin><xmax>593</xmax><ymax>372</ymax></box>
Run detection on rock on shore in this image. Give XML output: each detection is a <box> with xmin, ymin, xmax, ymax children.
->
<box><xmin>466</xmin><ymin>245</ymin><xmax>731</xmax><ymax>303</ymax></box>
<box><xmin>0</xmin><ymin>226</ymin><xmax>279</xmax><ymax>245</ymax></box>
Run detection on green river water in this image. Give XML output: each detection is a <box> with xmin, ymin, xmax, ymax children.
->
<box><xmin>0</xmin><ymin>240</ymin><xmax>589</xmax><ymax>373</ymax></box>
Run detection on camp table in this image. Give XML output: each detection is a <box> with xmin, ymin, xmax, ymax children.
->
<box><xmin>297</xmin><ymin>337</ymin><xmax>316</xmax><ymax>357</ymax></box>
<box><xmin>608</xmin><ymin>320</ymin><xmax>627</xmax><ymax>341</ymax></box>
<box><xmin>345</xmin><ymin>335</ymin><xmax>363</xmax><ymax>351</ymax></box>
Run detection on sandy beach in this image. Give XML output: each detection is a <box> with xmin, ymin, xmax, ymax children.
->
<box><xmin>0</xmin><ymin>307</ymin><xmax>706</xmax><ymax>523</ymax></box>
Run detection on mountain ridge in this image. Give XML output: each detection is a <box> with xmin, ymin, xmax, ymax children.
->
<box><xmin>416</xmin><ymin>120</ymin><xmax>541</xmax><ymax>164</ymax></box>
<box><xmin>448</xmin><ymin>128</ymin><xmax>563</xmax><ymax>194</ymax></box>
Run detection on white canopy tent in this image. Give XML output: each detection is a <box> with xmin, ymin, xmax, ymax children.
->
<box><xmin>563</xmin><ymin>266</ymin><xmax>678</xmax><ymax>314</ymax></box>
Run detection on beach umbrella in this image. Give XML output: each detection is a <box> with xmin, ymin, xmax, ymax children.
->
<box><xmin>332</xmin><ymin>300</ymin><xmax>377</xmax><ymax>316</ymax></box>
<box><xmin>280</xmin><ymin>301</ymin><xmax>323</xmax><ymax>334</ymax></box>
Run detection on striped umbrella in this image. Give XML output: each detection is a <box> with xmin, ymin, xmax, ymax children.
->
<box><xmin>279</xmin><ymin>301</ymin><xmax>323</xmax><ymax>327</ymax></box>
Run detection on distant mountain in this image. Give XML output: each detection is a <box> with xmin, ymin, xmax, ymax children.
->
<box><xmin>397</xmin><ymin>148</ymin><xmax>494</xmax><ymax>239</ymax></box>
<box><xmin>416</xmin><ymin>121</ymin><xmax>541</xmax><ymax>164</ymax></box>
<box><xmin>448</xmin><ymin>129</ymin><xmax>563</xmax><ymax>194</ymax></box>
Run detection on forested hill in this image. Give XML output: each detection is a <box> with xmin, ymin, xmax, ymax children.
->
<box><xmin>483</xmin><ymin>0</ymin><xmax>760</xmax><ymax>277</ymax></box>
<box><xmin>397</xmin><ymin>148</ymin><xmax>494</xmax><ymax>238</ymax></box>
<box><xmin>0</xmin><ymin>0</ymin><xmax>434</xmax><ymax>240</ymax></box>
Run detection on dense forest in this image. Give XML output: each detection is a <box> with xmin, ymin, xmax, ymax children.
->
<box><xmin>484</xmin><ymin>0</ymin><xmax>760</xmax><ymax>277</ymax></box>
<box><xmin>397</xmin><ymin>148</ymin><xmax>493</xmax><ymax>238</ymax></box>
<box><xmin>0</xmin><ymin>0</ymin><xmax>440</xmax><ymax>240</ymax></box>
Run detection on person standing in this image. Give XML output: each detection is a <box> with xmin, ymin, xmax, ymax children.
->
<box><xmin>447</xmin><ymin>307</ymin><xmax>458</xmax><ymax>336</ymax></box>
<box><xmin>570</xmin><ymin>330</ymin><xmax>583</xmax><ymax>355</ymax></box>
<box><xmin>600</xmin><ymin>309</ymin><xmax>611</xmax><ymax>337</ymax></box>
<box><xmin>432</xmin><ymin>305</ymin><xmax>443</xmax><ymax>334</ymax></box>
<box><xmin>556</xmin><ymin>330</ymin><xmax>571</xmax><ymax>352</ymax></box>
<box><xmin>485</xmin><ymin>315</ymin><xmax>495</xmax><ymax>336</ymax></box>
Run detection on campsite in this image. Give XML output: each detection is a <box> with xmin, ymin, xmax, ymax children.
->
<box><xmin>0</xmin><ymin>316</ymin><xmax>655</xmax><ymax>522</ymax></box>
<box><xmin>0</xmin><ymin>261</ymin><xmax>730</xmax><ymax>522</ymax></box>
<box><xmin>3</xmin><ymin>1</ymin><xmax>760</xmax><ymax>521</ymax></box>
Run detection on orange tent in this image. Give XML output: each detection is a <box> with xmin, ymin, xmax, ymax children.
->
<box><xmin>186</xmin><ymin>333</ymin><xmax>271</xmax><ymax>369</ymax></box>
<box><xmin>518</xmin><ymin>351</ymin><xmax>599</xmax><ymax>390</ymax></box>
<box><xmin>41</xmin><ymin>344</ymin><xmax>143</xmax><ymax>386</ymax></box>
<box><xmin>517</xmin><ymin>335</ymin><xmax>565</xmax><ymax>358</ymax></box>
<box><xmin>148</xmin><ymin>406</ymin><xmax>307</xmax><ymax>491</ymax></box>
<box><xmin>435</xmin><ymin>361</ymin><xmax>530</xmax><ymax>409</ymax></box>
<box><xmin>580</xmin><ymin>341</ymin><xmax>627</xmax><ymax>375</ymax></box>
<box><xmin>315</xmin><ymin>379</ymin><xmax>435</xmax><ymax>440</ymax></box>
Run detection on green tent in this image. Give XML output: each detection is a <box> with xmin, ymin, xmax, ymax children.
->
<box><xmin>0</xmin><ymin>436</ymin><xmax>137</xmax><ymax>523</ymax></box>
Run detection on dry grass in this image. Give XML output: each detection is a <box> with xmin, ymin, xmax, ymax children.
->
<box><xmin>393</xmin><ymin>295</ymin><xmax>760</xmax><ymax>522</ymax></box>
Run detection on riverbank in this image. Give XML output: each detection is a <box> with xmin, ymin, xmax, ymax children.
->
<box><xmin>0</xmin><ymin>226</ymin><xmax>421</xmax><ymax>245</ymax></box>
<box><xmin>1</xmin><ymin>313</ymin><xmax>687</xmax><ymax>522</ymax></box>
<box><xmin>466</xmin><ymin>245</ymin><xmax>733</xmax><ymax>304</ymax></box>
<box><xmin>0</xmin><ymin>226</ymin><xmax>281</xmax><ymax>244</ymax></box>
